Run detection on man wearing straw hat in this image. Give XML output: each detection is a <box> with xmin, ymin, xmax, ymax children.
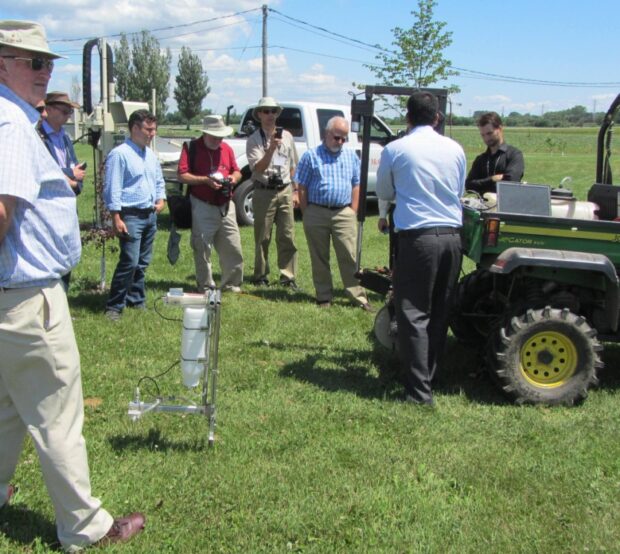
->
<box><xmin>0</xmin><ymin>20</ymin><xmax>144</xmax><ymax>550</ymax></box>
<box><xmin>246</xmin><ymin>96</ymin><xmax>299</xmax><ymax>289</ymax></box>
<box><xmin>177</xmin><ymin>114</ymin><xmax>244</xmax><ymax>292</ymax></box>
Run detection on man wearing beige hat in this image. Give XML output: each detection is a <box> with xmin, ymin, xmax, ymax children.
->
<box><xmin>40</xmin><ymin>91</ymin><xmax>86</xmax><ymax>291</ymax></box>
<box><xmin>0</xmin><ymin>20</ymin><xmax>144</xmax><ymax>551</ymax></box>
<box><xmin>246</xmin><ymin>97</ymin><xmax>299</xmax><ymax>288</ymax></box>
<box><xmin>41</xmin><ymin>91</ymin><xmax>85</xmax><ymax>195</ymax></box>
<box><xmin>177</xmin><ymin>115</ymin><xmax>244</xmax><ymax>292</ymax></box>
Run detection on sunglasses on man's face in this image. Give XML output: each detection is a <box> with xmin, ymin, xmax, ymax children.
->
<box><xmin>1</xmin><ymin>55</ymin><xmax>54</xmax><ymax>71</ymax></box>
<box><xmin>260</xmin><ymin>109</ymin><xmax>279</xmax><ymax>115</ymax></box>
<box><xmin>330</xmin><ymin>134</ymin><xmax>347</xmax><ymax>143</ymax></box>
<box><xmin>48</xmin><ymin>104</ymin><xmax>73</xmax><ymax>116</ymax></box>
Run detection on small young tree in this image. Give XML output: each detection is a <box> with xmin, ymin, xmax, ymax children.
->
<box><xmin>174</xmin><ymin>47</ymin><xmax>210</xmax><ymax>130</ymax></box>
<box><xmin>367</xmin><ymin>0</ymin><xmax>459</xmax><ymax>108</ymax></box>
<box><xmin>70</xmin><ymin>75</ymin><xmax>81</xmax><ymax>105</ymax></box>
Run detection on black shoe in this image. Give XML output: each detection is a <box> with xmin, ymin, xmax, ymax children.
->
<box><xmin>105</xmin><ymin>309</ymin><xmax>121</xmax><ymax>321</ymax></box>
<box><xmin>253</xmin><ymin>278</ymin><xmax>269</xmax><ymax>286</ymax></box>
<box><xmin>280</xmin><ymin>279</ymin><xmax>300</xmax><ymax>291</ymax></box>
<box><xmin>405</xmin><ymin>394</ymin><xmax>435</xmax><ymax>408</ymax></box>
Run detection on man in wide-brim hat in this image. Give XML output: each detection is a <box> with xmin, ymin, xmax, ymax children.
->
<box><xmin>177</xmin><ymin>114</ymin><xmax>244</xmax><ymax>292</ymax></box>
<box><xmin>0</xmin><ymin>19</ymin><xmax>145</xmax><ymax>551</ymax></box>
<box><xmin>42</xmin><ymin>91</ymin><xmax>85</xmax><ymax>195</ymax></box>
<box><xmin>246</xmin><ymin>96</ymin><xmax>299</xmax><ymax>289</ymax></box>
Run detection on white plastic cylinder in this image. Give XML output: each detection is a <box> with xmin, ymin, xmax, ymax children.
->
<box><xmin>550</xmin><ymin>199</ymin><xmax>599</xmax><ymax>220</ymax></box>
<box><xmin>181</xmin><ymin>306</ymin><xmax>208</xmax><ymax>388</ymax></box>
<box><xmin>483</xmin><ymin>192</ymin><xmax>599</xmax><ymax>220</ymax></box>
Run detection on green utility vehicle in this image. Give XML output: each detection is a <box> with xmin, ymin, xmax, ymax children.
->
<box><xmin>452</xmin><ymin>94</ymin><xmax>620</xmax><ymax>405</ymax></box>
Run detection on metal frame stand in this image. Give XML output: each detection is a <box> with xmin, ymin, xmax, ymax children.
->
<box><xmin>128</xmin><ymin>290</ymin><xmax>223</xmax><ymax>446</ymax></box>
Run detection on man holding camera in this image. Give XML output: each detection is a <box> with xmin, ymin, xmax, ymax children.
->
<box><xmin>177</xmin><ymin>115</ymin><xmax>243</xmax><ymax>293</ymax></box>
<box><xmin>246</xmin><ymin>97</ymin><xmax>299</xmax><ymax>288</ymax></box>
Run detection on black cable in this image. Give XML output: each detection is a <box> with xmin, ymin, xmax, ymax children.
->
<box><xmin>135</xmin><ymin>359</ymin><xmax>181</xmax><ymax>399</ymax></box>
<box><xmin>153</xmin><ymin>297</ymin><xmax>183</xmax><ymax>322</ymax></box>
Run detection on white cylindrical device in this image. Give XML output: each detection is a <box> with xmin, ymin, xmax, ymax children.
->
<box><xmin>181</xmin><ymin>306</ymin><xmax>208</xmax><ymax>387</ymax></box>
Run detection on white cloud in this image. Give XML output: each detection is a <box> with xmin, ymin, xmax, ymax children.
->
<box><xmin>473</xmin><ymin>94</ymin><xmax>512</xmax><ymax>104</ymax></box>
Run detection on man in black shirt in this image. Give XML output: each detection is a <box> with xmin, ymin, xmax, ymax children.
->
<box><xmin>466</xmin><ymin>112</ymin><xmax>524</xmax><ymax>195</ymax></box>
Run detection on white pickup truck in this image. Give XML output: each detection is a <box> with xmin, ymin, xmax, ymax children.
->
<box><xmin>160</xmin><ymin>100</ymin><xmax>395</xmax><ymax>225</ymax></box>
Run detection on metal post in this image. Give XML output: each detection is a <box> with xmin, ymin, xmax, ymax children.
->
<box><xmin>262</xmin><ymin>4</ymin><xmax>268</xmax><ymax>97</ymax></box>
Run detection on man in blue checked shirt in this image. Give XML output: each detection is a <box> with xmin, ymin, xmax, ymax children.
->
<box><xmin>103</xmin><ymin>109</ymin><xmax>166</xmax><ymax>321</ymax></box>
<box><xmin>295</xmin><ymin>116</ymin><xmax>371</xmax><ymax>311</ymax></box>
<box><xmin>0</xmin><ymin>19</ymin><xmax>144</xmax><ymax>550</ymax></box>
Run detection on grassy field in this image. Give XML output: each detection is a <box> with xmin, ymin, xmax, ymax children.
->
<box><xmin>2</xmin><ymin>128</ymin><xmax>620</xmax><ymax>553</ymax></box>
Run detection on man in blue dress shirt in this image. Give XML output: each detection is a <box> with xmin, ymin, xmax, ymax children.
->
<box><xmin>103</xmin><ymin>109</ymin><xmax>166</xmax><ymax>320</ymax></box>
<box><xmin>0</xmin><ymin>19</ymin><xmax>144</xmax><ymax>550</ymax></box>
<box><xmin>377</xmin><ymin>92</ymin><xmax>466</xmax><ymax>406</ymax></box>
<box><xmin>295</xmin><ymin>116</ymin><xmax>371</xmax><ymax>311</ymax></box>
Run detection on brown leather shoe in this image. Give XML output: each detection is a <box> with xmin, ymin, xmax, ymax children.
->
<box><xmin>1</xmin><ymin>484</ymin><xmax>15</xmax><ymax>508</ymax></box>
<box><xmin>95</xmin><ymin>513</ymin><xmax>145</xmax><ymax>546</ymax></box>
<box><xmin>360</xmin><ymin>302</ymin><xmax>376</xmax><ymax>313</ymax></box>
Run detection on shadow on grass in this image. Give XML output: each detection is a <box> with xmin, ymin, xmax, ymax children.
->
<box><xmin>0</xmin><ymin>505</ymin><xmax>58</xmax><ymax>551</ymax></box>
<box><xmin>274</xmin><ymin>333</ymin><xmax>508</xmax><ymax>406</ymax></box>
<box><xmin>108</xmin><ymin>427</ymin><xmax>207</xmax><ymax>453</ymax></box>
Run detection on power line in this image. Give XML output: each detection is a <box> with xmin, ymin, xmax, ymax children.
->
<box><xmin>268</xmin><ymin>14</ymin><xmax>381</xmax><ymax>55</ymax></box>
<box><xmin>48</xmin><ymin>7</ymin><xmax>261</xmax><ymax>43</ymax></box>
<box><xmin>268</xmin><ymin>8</ymin><xmax>386</xmax><ymax>54</ymax></box>
<box><xmin>48</xmin><ymin>6</ymin><xmax>618</xmax><ymax>90</ymax></box>
<box><xmin>453</xmin><ymin>66</ymin><xmax>620</xmax><ymax>87</ymax></box>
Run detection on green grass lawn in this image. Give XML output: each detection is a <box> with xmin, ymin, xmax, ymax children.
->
<box><xmin>2</xmin><ymin>129</ymin><xmax>620</xmax><ymax>553</ymax></box>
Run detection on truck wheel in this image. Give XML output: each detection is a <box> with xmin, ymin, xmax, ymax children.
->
<box><xmin>488</xmin><ymin>306</ymin><xmax>603</xmax><ymax>405</ymax></box>
<box><xmin>233</xmin><ymin>180</ymin><xmax>255</xmax><ymax>226</ymax></box>
<box><xmin>450</xmin><ymin>270</ymin><xmax>509</xmax><ymax>345</ymax></box>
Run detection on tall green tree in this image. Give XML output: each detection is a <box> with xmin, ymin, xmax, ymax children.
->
<box><xmin>113</xmin><ymin>31</ymin><xmax>171</xmax><ymax>117</ymax></box>
<box><xmin>174</xmin><ymin>47</ymin><xmax>210</xmax><ymax>130</ymax></box>
<box><xmin>113</xmin><ymin>34</ymin><xmax>133</xmax><ymax>101</ymax></box>
<box><xmin>367</xmin><ymin>0</ymin><xmax>459</xmax><ymax>107</ymax></box>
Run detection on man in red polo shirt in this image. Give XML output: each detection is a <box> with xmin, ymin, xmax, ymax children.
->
<box><xmin>177</xmin><ymin>115</ymin><xmax>244</xmax><ymax>292</ymax></box>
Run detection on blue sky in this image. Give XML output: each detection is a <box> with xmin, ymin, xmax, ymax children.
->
<box><xmin>3</xmin><ymin>0</ymin><xmax>619</xmax><ymax>117</ymax></box>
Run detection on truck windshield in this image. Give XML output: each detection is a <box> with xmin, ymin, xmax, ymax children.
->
<box><xmin>239</xmin><ymin>107</ymin><xmax>304</xmax><ymax>138</ymax></box>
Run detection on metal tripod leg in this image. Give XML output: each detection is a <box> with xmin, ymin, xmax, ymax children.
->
<box><xmin>202</xmin><ymin>290</ymin><xmax>222</xmax><ymax>446</ymax></box>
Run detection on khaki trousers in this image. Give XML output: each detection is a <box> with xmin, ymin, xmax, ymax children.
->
<box><xmin>252</xmin><ymin>185</ymin><xmax>297</xmax><ymax>282</ymax></box>
<box><xmin>0</xmin><ymin>282</ymin><xmax>113</xmax><ymax>551</ymax></box>
<box><xmin>190</xmin><ymin>196</ymin><xmax>244</xmax><ymax>290</ymax></box>
<box><xmin>302</xmin><ymin>204</ymin><xmax>367</xmax><ymax>305</ymax></box>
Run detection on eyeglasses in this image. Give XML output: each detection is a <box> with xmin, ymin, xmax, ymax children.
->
<box><xmin>330</xmin><ymin>134</ymin><xmax>347</xmax><ymax>143</ymax></box>
<box><xmin>47</xmin><ymin>104</ymin><xmax>73</xmax><ymax>116</ymax></box>
<box><xmin>260</xmin><ymin>109</ymin><xmax>279</xmax><ymax>114</ymax></box>
<box><xmin>1</xmin><ymin>55</ymin><xmax>54</xmax><ymax>71</ymax></box>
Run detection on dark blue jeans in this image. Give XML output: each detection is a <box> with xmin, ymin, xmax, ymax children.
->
<box><xmin>106</xmin><ymin>212</ymin><xmax>157</xmax><ymax>312</ymax></box>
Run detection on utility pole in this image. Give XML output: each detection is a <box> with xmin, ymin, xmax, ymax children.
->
<box><xmin>262</xmin><ymin>4</ymin><xmax>268</xmax><ymax>97</ymax></box>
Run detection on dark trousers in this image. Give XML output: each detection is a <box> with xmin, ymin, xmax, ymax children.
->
<box><xmin>393</xmin><ymin>228</ymin><xmax>462</xmax><ymax>404</ymax></box>
<box><xmin>106</xmin><ymin>211</ymin><xmax>157</xmax><ymax>312</ymax></box>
